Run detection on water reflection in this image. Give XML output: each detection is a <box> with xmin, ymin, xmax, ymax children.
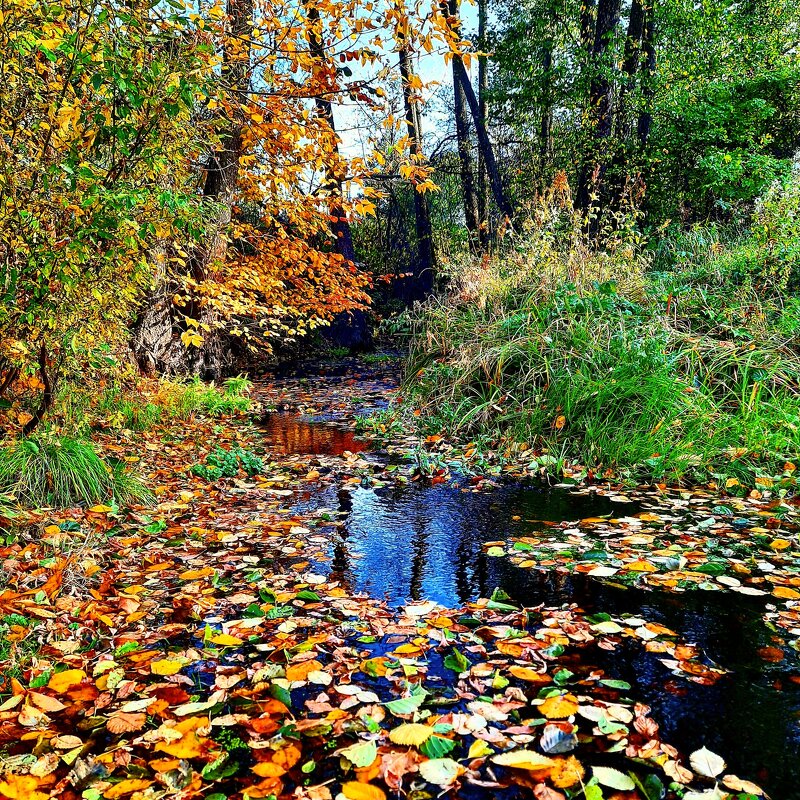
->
<box><xmin>260</xmin><ymin>414</ymin><xmax>370</xmax><ymax>455</ymax></box>
<box><xmin>326</xmin><ymin>482</ymin><xmax>637</xmax><ymax>606</ymax></box>
<box><xmin>312</xmin><ymin>480</ymin><xmax>800</xmax><ymax>799</ymax></box>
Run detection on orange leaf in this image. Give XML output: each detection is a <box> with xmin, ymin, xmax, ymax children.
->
<box><xmin>341</xmin><ymin>782</ymin><xmax>387</xmax><ymax>800</ymax></box>
<box><xmin>47</xmin><ymin>669</ymin><xmax>87</xmax><ymax>693</ymax></box>
<box><xmin>286</xmin><ymin>659</ymin><xmax>324</xmax><ymax>682</ymax></box>
<box><xmin>539</xmin><ymin>694</ymin><xmax>579</xmax><ymax>719</ymax></box>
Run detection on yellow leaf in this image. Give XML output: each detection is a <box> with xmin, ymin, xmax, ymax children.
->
<box><xmin>47</xmin><ymin>669</ymin><xmax>87</xmax><ymax>693</ymax></box>
<box><xmin>491</xmin><ymin>749</ymin><xmax>555</xmax><ymax>771</ymax></box>
<box><xmin>209</xmin><ymin>633</ymin><xmax>244</xmax><ymax>646</ymax></box>
<box><xmin>0</xmin><ymin>775</ymin><xmax>48</xmax><ymax>800</ymax></box>
<box><xmin>468</xmin><ymin>739</ymin><xmax>493</xmax><ymax>759</ymax></box>
<box><xmin>539</xmin><ymin>694</ymin><xmax>579</xmax><ymax>719</ymax></box>
<box><xmin>103</xmin><ymin>779</ymin><xmax>153</xmax><ymax>798</ymax></box>
<box><xmin>551</xmin><ymin>756</ymin><xmax>585</xmax><ymax>788</ymax></box>
<box><xmin>341</xmin><ymin>782</ymin><xmax>387</xmax><ymax>800</ymax></box>
<box><xmin>88</xmin><ymin>505</ymin><xmax>114</xmax><ymax>513</ymax></box>
<box><xmin>154</xmin><ymin>718</ymin><xmax>207</xmax><ymax>758</ymax></box>
<box><xmin>770</xmin><ymin>539</ymin><xmax>792</xmax><ymax>551</ymax></box>
<box><xmin>772</xmin><ymin>586</ymin><xmax>800</xmax><ymax>599</ymax></box>
<box><xmin>623</xmin><ymin>559</ymin><xmax>658</xmax><ymax>572</ymax></box>
<box><xmin>389</xmin><ymin>723</ymin><xmax>433</xmax><ymax>746</ymax></box>
<box><xmin>150</xmin><ymin>659</ymin><xmax>184</xmax><ymax>676</ymax></box>
<box><xmin>179</xmin><ymin>568</ymin><xmax>214</xmax><ymax>581</ymax></box>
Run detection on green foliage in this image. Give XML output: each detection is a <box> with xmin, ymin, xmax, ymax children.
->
<box><xmin>191</xmin><ymin>446</ymin><xmax>265</xmax><ymax>482</ymax></box>
<box><xmin>405</xmin><ymin>185</ymin><xmax>800</xmax><ymax>484</ymax></box>
<box><xmin>56</xmin><ymin>374</ymin><xmax>253</xmax><ymax>436</ymax></box>
<box><xmin>0</xmin><ymin>436</ymin><xmax>151</xmax><ymax>508</ymax></box>
<box><xmin>0</xmin><ymin>613</ymin><xmax>40</xmax><ymax>680</ymax></box>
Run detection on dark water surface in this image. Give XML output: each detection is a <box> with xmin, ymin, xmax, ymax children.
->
<box><xmin>260</xmin><ymin>412</ymin><xmax>800</xmax><ymax>799</ymax></box>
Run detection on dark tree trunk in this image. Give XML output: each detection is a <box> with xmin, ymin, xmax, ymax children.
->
<box><xmin>539</xmin><ymin>43</ymin><xmax>553</xmax><ymax>186</ymax></box>
<box><xmin>306</xmin><ymin>3</ymin><xmax>371</xmax><ymax>349</ymax></box>
<box><xmin>616</xmin><ymin>0</ymin><xmax>645</xmax><ymax>140</ymax></box>
<box><xmin>452</xmin><ymin>57</ymin><xmax>513</xmax><ymax>220</ymax></box>
<box><xmin>576</xmin><ymin>0</ymin><xmax>621</xmax><ymax>212</ymax></box>
<box><xmin>306</xmin><ymin>3</ymin><xmax>356</xmax><ymax>263</ymax></box>
<box><xmin>398</xmin><ymin>44</ymin><xmax>435</xmax><ymax>301</ymax></box>
<box><xmin>132</xmin><ymin>0</ymin><xmax>254</xmax><ymax>378</ymax></box>
<box><xmin>476</xmin><ymin>0</ymin><xmax>489</xmax><ymax>243</ymax></box>
<box><xmin>449</xmin><ymin>0</ymin><xmax>481</xmax><ymax>249</ymax></box>
<box><xmin>637</xmin><ymin>5</ymin><xmax>655</xmax><ymax>146</ymax></box>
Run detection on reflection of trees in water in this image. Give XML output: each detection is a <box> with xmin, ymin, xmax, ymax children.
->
<box><xmin>261</xmin><ymin>415</ymin><xmax>368</xmax><ymax>456</ymax></box>
<box><xmin>329</xmin><ymin>488</ymin><xmax>355</xmax><ymax>590</ymax></box>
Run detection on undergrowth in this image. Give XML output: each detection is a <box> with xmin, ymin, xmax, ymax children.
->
<box><xmin>59</xmin><ymin>374</ymin><xmax>253</xmax><ymax>434</ymax></box>
<box><xmin>0</xmin><ymin>436</ymin><xmax>152</xmax><ymax>508</ymax></box>
<box><xmin>404</xmin><ymin>171</ymin><xmax>800</xmax><ymax>486</ymax></box>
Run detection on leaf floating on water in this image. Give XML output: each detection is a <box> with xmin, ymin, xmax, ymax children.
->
<box><xmin>341</xmin><ymin>782</ymin><xmax>387</xmax><ymax>800</ymax></box>
<box><xmin>592</xmin><ymin>765</ymin><xmax>636</xmax><ymax>791</ymax></box>
<box><xmin>388</xmin><ymin>723</ymin><xmax>433</xmax><ymax>747</ymax></box>
<box><xmin>418</xmin><ymin>757</ymin><xmax>462</xmax><ymax>786</ymax></box>
<box><xmin>339</xmin><ymin>740</ymin><xmax>378</xmax><ymax>768</ymax></box>
<box><xmin>539</xmin><ymin>693</ymin><xmax>579</xmax><ymax>719</ymax></box>
<box><xmin>689</xmin><ymin>746</ymin><xmax>726</xmax><ymax>778</ymax></box>
<box><xmin>540</xmin><ymin>724</ymin><xmax>578</xmax><ymax>754</ymax></box>
<box><xmin>491</xmin><ymin>749</ymin><xmax>556</xmax><ymax>771</ymax></box>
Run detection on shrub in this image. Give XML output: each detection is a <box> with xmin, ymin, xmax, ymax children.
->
<box><xmin>0</xmin><ymin>436</ymin><xmax>152</xmax><ymax>508</ymax></box>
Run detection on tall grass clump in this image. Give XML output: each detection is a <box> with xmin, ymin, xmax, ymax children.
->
<box><xmin>0</xmin><ymin>436</ymin><xmax>152</xmax><ymax>508</ymax></box>
<box><xmin>406</xmin><ymin>174</ymin><xmax>800</xmax><ymax>484</ymax></box>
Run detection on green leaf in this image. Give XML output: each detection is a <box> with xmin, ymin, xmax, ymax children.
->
<box><xmin>599</xmin><ymin>678</ymin><xmax>631</xmax><ymax>690</ymax></box>
<box><xmin>585</xmin><ymin>785</ymin><xmax>604</xmax><ymax>800</ymax></box>
<box><xmin>385</xmin><ymin>685</ymin><xmax>427</xmax><ymax>716</ymax></box>
<box><xmin>420</xmin><ymin>735</ymin><xmax>456</xmax><ymax>759</ymax></box>
<box><xmin>340</xmin><ymin>740</ymin><xmax>377</xmax><ymax>768</ymax></box>
<box><xmin>443</xmin><ymin>648</ymin><xmax>469</xmax><ymax>674</ymax></box>
<box><xmin>592</xmin><ymin>766</ymin><xmax>635</xmax><ymax>791</ymax></box>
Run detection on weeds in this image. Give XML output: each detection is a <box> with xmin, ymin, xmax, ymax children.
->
<box><xmin>0</xmin><ymin>436</ymin><xmax>152</xmax><ymax>508</ymax></box>
<box><xmin>405</xmin><ymin>179</ymin><xmax>800</xmax><ymax>485</ymax></box>
<box><xmin>190</xmin><ymin>446</ymin><xmax>265</xmax><ymax>481</ymax></box>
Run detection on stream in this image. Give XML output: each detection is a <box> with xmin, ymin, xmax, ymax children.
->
<box><xmin>256</xmin><ymin>364</ymin><xmax>800</xmax><ymax>799</ymax></box>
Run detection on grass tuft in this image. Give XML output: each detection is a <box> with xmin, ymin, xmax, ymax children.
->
<box><xmin>0</xmin><ymin>436</ymin><xmax>152</xmax><ymax>508</ymax></box>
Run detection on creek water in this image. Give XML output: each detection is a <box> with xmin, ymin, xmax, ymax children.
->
<box><xmin>259</xmin><ymin>409</ymin><xmax>800</xmax><ymax>798</ymax></box>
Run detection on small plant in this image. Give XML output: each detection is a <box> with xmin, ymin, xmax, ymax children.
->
<box><xmin>0</xmin><ymin>435</ymin><xmax>152</xmax><ymax>508</ymax></box>
<box><xmin>0</xmin><ymin>614</ymin><xmax>40</xmax><ymax>680</ymax></box>
<box><xmin>190</xmin><ymin>446</ymin><xmax>265</xmax><ymax>481</ymax></box>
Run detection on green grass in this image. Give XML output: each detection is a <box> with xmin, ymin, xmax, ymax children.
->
<box><xmin>404</xmin><ymin>179</ymin><xmax>800</xmax><ymax>486</ymax></box>
<box><xmin>0</xmin><ymin>436</ymin><xmax>152</xmax><ymax>508</ymax></box>
<box><xmin>58</xmin><ymin>374</ymin><xmax>254</xmax><ymax>435</ymax></box>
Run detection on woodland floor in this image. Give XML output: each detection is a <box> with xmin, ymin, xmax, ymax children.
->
<box><xmin>0</xmin><ymin>358</ymin><xmax>799</xmax><ymax>800</ymax></box>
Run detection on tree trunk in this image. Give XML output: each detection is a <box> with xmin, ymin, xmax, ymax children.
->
<box><xmin>306</xmin><ymin>3</ymin><xmax>372</xmax><ymax>349</ymax></box>
<box><xmin>398</xmin><ymin>44</ymin><xmax>435</xmax><ymax>300</ymax></box>
<box><xmin>452</xmin><ymin>57</ymin><xmax>513</xmax><ymax>220</ymax></box>
<box><xmin>132</xmin><ymin>0</ymin><xmax>254</xmax><ymax>378</ymax></box>
<box><xmin>576</xmin><ymin>0</ymin><xmax>621</xmax><ymax>212</ymax></box>
<box><xmin>637</xmin><ymin>4</ymin><xmax>655</xmax><ymax>146</ymax></box>
<box><xmin>539</xmin><ymin>43</ymin><xmax>553</xmax><ymax>187</ymax></box>
<box><xmin>449</xmin><ymin>0</ymin><xmax>481</xmax><ymax>249</ymax></box>
<box><xmin>306</xmin><ymin>3</ymin><xmax>356</xmax><ymax>262</ymax></box>
<box><xmin>476</xmin><ymin>0</ymin><xmax>489</xmax><ymax>243</ymax></box>
<box><xmin>616</xmin><ymin>0</ymin><xmax>645</xmax><ymax>140</ymax></box>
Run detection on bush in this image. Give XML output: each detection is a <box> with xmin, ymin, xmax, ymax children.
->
<box><xmin>0</xmin><ymin>436</ymin><xmax>152</xmax><ymax>508</ymax></box>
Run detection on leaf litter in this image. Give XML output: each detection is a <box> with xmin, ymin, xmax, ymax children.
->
<box><xmin>0</xmin><ymin>362</ymin><xmax>788</xmax><ymax>800</ymax></box>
